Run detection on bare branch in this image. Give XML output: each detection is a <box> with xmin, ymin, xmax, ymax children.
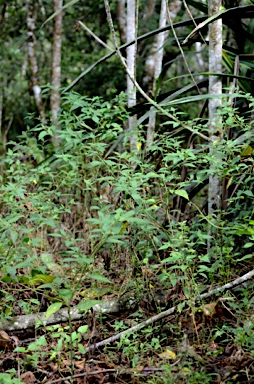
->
<box><xmin>85</xmin><ymin>269</ymin><xmax>254</xmax><ymax>353</ymax></box>
<box><xmin>78</xmin><ymin>21</ymin><xmax>113</xmax><ymax>51</ymax></box>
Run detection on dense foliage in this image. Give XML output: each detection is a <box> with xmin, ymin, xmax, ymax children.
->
<box><xmin>0</xmin><ymin>0</ymin><xmax>254</xmax><ymax>383</ymax></box>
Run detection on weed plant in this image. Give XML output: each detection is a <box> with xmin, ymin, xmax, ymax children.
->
<box><xmin>0</xmin><ymin>91</ymin><xmax>253</xmax><ymax>382</ymax></box>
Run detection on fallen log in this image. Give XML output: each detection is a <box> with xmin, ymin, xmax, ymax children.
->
<box><xmin>0</xmin><ymin>269</ymin><xmax>253</xmax><ymax>333</ymax></box>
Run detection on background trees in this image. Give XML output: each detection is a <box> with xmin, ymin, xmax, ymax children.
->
<box><xmin>0</xmin><ymin>1</ymin><xmax>254</xmax><ymax>383</ymax></box>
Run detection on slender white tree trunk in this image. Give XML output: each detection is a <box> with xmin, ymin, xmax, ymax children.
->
<box><xmin>146</xmin><ymin>0</ymin><xmax>181</xmax><ymax>149</ymax></box>
<box><xmin>26</xmin><ymin>0</ymin><xmax>47</xmax><ymax>126</ymax></box>
<box><xmin>50</xmin><ymin>0</ymin><xmax>63</xmax><ymax>146</ymax></box>
<box><xmin>208</xmin><ymin>0</ymin><xmax>223</xmax><ymax>245</ymax></box>
<box><xmin>126</xmin><ymin>0</ymin><xmax>137</xmax><ymax>152</ymax></box>
<box><xmin>146</xmin><ymin>0</ymin><xmax>168</xmax><ymax>148</ymax></box>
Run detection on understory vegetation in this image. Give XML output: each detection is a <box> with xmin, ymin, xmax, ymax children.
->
<box><xmin>0</xmin><ymin>90</ymin><xmax>253</xmax><ymax>383</ymax></box>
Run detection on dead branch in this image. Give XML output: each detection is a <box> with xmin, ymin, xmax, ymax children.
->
<box><xmin>0</xmin><ymin>270</ymin><xmax>253</xmax><ymax>335</ymax></box>
<box><xmin>84</xmin><ymin>269</ymin><xmax>254</xmax><ymax>353</ymax></box>
<box><xmin>0</xmin><ymin>300</ymin><xmax>119</xmax><ymax>332</ymax></box>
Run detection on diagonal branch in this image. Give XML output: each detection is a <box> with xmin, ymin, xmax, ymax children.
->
<box><xmin>84</xmin><ymin>269</ymin><xmax>254</xmax><ymax>353</ymax></box>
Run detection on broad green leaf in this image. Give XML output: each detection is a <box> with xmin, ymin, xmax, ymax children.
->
<box><xmin>9</xmin><ymin>230</ymin><xmax>18</xmax><ymax>244</ymax></box>
<box><xmin>236</xmin><ymin>254</ymin><xmax>253</xmax><ymax>262</ymax></box>
<box><xmin>159</xmin><ymin>242</ymin><xmax>172</xmax><ymax>250</ymax></box>
<box><xmin>41</xmin><ymin>253</ymin><xmax>60</xmax><ymax>271</ymax></box>
<box><xmin>45</xmin><ymin>302</ymin><xmax>62</xmax><ymax>320</ymax></box>
<box><xmin>58</xmin><ymin>289</ymin><xmax>74</xmax><ymax>300</ymax></box>
<box><xmin>78</xmin><ymin>344</ymin><xmax>87</xmax><ymax>354</ymax></box>
<box><xmin>78</xmin><ymin>325</ymin><xmax>88</xmax><ymax>333</ymax></box>
<box><xmin>106</xmin><ymin>236</ymin><xmax>125</xmax><ymax>244</ymax></box>
<box><xmin>87</xmin><ymin>273</ymin><xmax>111</xmax><ymax>283</ymax></box>
<box><xmin>77</xmin><ymin>300</ymin><xmax>102</xmax><ymax>311</ymax></box>
<box><xmin>243</xmin><ymin>242</ymin><xmax>253</xmax><ymax>248</ymax></box>
<box><xmin>243</xmin><ymin>190</ymin><xmax>253</xmax><ymax>197</ymax></box>
<box><xmin>38</xmin><ymin>131</ymin><xmax>48</xmax><ymax>141</ymax></box>
<box><xmin>30</xmin><ymin>274</ymin><xmax>55</xmax><ymax>286</ymax></box>
<box><xmin>175</xmin><ymin>190</ymin><xmax>189</xmax><ymax>200</ymax></box>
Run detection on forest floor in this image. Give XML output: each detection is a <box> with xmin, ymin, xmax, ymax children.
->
<box><xmin>0</xmin><ymin>260</ymin><xmax>253</xmax><ymax>384</ymax></box>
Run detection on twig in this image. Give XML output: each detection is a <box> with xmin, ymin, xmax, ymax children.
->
<box><xmin>78</xmin><ymin>21</ymin><xmax>113</xmax><ymax>51</ymax></box>
<box><xmin>47</xmin><ymin>369</ymin><xmax>117</xmax><ymax>384</ymax></box>
<box><xmin>47</xmin><ymin>367</ymin><xmax>165</xmax><ymax>384</ymax></box>
<box><xmin>84</xmin><ymin>269</ymin><xmax>254</xmax><ymax>353</ymax></box>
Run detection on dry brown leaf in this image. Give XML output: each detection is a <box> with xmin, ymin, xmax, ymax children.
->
<box><xmin>0</xmin><ymin>330</ymin><xmax>11</xmax><ymax>348</ymax></box>
<box><xmin>75</xmin><ymin>360</ymin><xmax>85</xmax><ymax>369</ymax></box>
<box><xmin>62</xmin><ymin>359</ymin><xmax>71</xmax><ymax>367</ymax></box>
<box><xmin>0</xmin><ymin>330</ymin><xmax>10</xmax><ymax>341</ymax></box>
<box><xmin>20</xmin><ymin>371</ymin><xmax>36</xmax><ymax>384</ymax></box>
<box><xmin>202</xmin><ymin>302</ymin><xmax>218</xmax><ymax>317</ymax></box>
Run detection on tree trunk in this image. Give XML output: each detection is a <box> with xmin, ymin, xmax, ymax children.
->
<box><xmin>146</xmin><ymin>0</ymin><xmax>181</xmax><ymax>148</ymax></box>
<box><xmin>146</xmin><ymin>0</ymin><xmax>168</xmax><ymax>148</ymax></box>
<box><xmin>116</xmin><ymin>0</ymin><xmax>126</xmax><ymax>44</ymax></box>
<box><xmin>208</xmin><ymin>0</ymin><xmax>223</xmax><ymax>246</ymax></box>
<box><xmin>126</xmin><ymin>0</ymin><xmax>137</xmax><ymax>152</ymax></box>
<box><xmin>26</xmin><ymin>0</ymin><xmax>47</xmax><ymax>126</ymax></box>
<box><xmin>50</xmin><ymin>0</ymin><xmax>63</xmax><ymax>146</ymax></box>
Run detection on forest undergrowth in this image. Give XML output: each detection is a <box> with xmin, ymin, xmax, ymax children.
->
<box><xmin>0</xmin><ymin>91</ymin><xmax>253</xmax><ymax>383</ymax></box>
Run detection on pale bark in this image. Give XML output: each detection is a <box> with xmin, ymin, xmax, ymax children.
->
<box><xmin>2</xmin><ymin>269</ymin><xmax>253</xmax><ymax>333</ymax></box>
<box><xmin>0</xmin><ymin>300</ymin><xmax>119</xmax><ymax>331</ymax></box>
<box><xmin>208</xmin><ymin>0</ymin><xmax>222</xmax><ymax>212</ymax></box>
<box><xmin>50</xmin><ymin>0</ymin><xmax>63</xmax><ymax>145</ymax></box>
<box><xmin>144</xmin><ymin>0</ymin><xmax>181</xmax><ymax>89</ymax></box>
<box><xmin>26</xmin><ymin>0</ymin><xmax>47</xmax><ymax>125</ymax></box>
<box><xmin>208</xmin><ymin>0</ymin><xmax>223</xmax><ymax>245</ymax></box>
<box><xmin>146</xmin><ymin>0</ymin><xmax>181</xmax><ymax>148</ymax></box>
<box><xmin>126</xmin><ymin>0</ymin><xmax>137</xmax><ymax>152</ymax></box>
<box><xmin>147</xmin><ymin>0</ymin><xmax>168</xmax><ymax>148</ymax></box>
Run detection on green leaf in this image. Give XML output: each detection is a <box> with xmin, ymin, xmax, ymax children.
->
<box><xmin>159</xmin><ymin>242</ymin><xmax>172</xmax><ymax>250</ymax></box>
<box><xmin>106</xmin><ymin>236</ymin><xmax>125</xmax><ymax>244</ymax></box>
<box><xmin>30</xmin><ymin>274</ymin><xmax>55</xmax><ymax>286</ymax></box>
<box><xmin>45</xmin><ymin>302</ymin><xmax>62</xmax><ymax>320</ymax></box>
<box><xmin>78</xmin><ymin>344</ymin><xmax>87</xmax><ymax>354</ymax></box>
<box><xmin>243</xmin><ymin>190</ymin><xmax>253</xmax><ymax>197</ymax></box>
<box><xmin>58</xmin><ymin>289</ymin><xmax>74</xmax><ymax>300</ymax></box>
<box><xmin>77</xmin><ymin>300</ymin><xmax>102</xmax><ymax>311</ymax></box>
<box><xmin>38</xmin><ymin>131</ymin><xmax>48</xmax><ymax>141</ymax></box>
<box><xmin>78</xmin><ymin>325</ymin><xmax>88</xmax><ymax>333</ymax></box>
<box><xmin>175</xmin><ymin>190</ymin><xmax>189</xmax><ymax>200</ymax></box>
<box><xmin>236</xmin><ymin>254</ymin><xmax>253</xmax><ymax>262</ymax></box>
<box><xmin>243</xmin><ymin>242</ymin><xmax>253</xmax><ymax>248</ymax></box>
<box><xmin>9</xmin><ymin>230</ymin><xmax>18</xmax><ymax>244</ymax></box>
<box><xmin>87</xmin><ymin>273</ymin><xmax>111</xmax><ymax>283</ymax></box>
